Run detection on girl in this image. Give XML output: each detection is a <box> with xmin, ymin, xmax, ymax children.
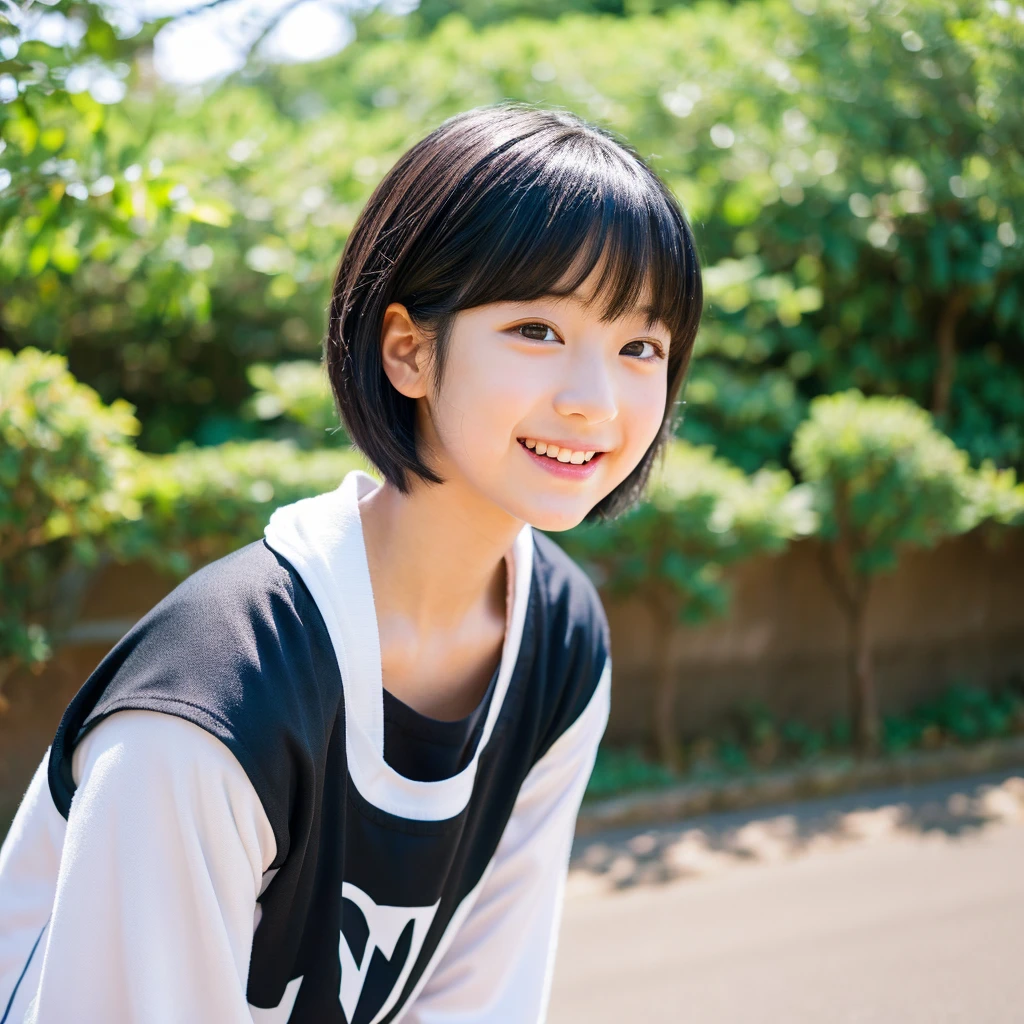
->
<box><xmin>0</xmin><ymin>101</ymin><xmax>702</xmax><ymax>1023</ymax></box>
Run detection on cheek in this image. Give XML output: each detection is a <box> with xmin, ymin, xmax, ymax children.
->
<box><xmin>433</xmin><ymin>344</ymin><xmax>539</xmax><ymax>458</ymax></box>
<box><xmin>622</xmin><ymin>371</ymin><xmax>668</xmax><ymax>452</ymax></box>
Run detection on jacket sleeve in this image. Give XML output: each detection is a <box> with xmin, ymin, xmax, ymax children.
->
<box><xmin>0</xmin><ymin>749</ymin><xmax>64</xmax><ymax>1024</ymax></box>
<box><xmin>20</xmin><ymin>709</ymin><xmax>276</xmax><ymax>1024</ymax></box>
<box><xmin>402</xmin><ymin>654</ymin><xmax>611</xmax><ymax>1024</ymax></box>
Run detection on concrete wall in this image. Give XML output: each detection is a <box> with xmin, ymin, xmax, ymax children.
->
<box><xmin>3</xmin><ymin>528</ymin><xmax>1023</xmax><ymax>822</ymax></box>
<box><xmin>604</xmin><ymin>528</ymin><xmax>1024</xmax><ymax>744</ymax></box>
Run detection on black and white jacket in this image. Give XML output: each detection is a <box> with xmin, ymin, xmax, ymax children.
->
<box><xmin>0</xmin><ymin>469</ymin><xmax>612</xmax><ymax>1023</ymax></box>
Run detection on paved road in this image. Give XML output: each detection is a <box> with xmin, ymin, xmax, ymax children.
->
<box><xmin>550</xmin><ymin>771</ymin><xmax>1024</xmax><ymax>1024</ymax></box>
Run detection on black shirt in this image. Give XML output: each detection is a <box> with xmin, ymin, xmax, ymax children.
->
<box><xmin>380</xmin><ymin>663</ymin><xmax>499</xmax><ymax>783</ymax></box>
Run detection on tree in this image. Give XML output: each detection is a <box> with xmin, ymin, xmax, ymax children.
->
<box><xmin>791</xmin><ymin>390</ymin><xmax>1022</xmax><ymax>755</ymax></box>
<box><xmin>4</xmin><ymin>0</ymin><xmax>1022</xmax><ymax>469</ymax></box>
<box><xmin>557</xmin><ymin>440</ymin><xmax>810</xmax><ymax>769</ymax></box>
<box><xmin>329</xmin><ymin>0</ymin><xmax>1024</xmax><ymax>473</ymax></box>
<box><xmin>0</xmin><ymin>1</ymin><xmax>328</xmax><ymax>450</ymax></box>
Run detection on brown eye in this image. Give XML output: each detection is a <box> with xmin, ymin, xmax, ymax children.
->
<box><xmin>622</xmin><ymin>339</ymin><xmax>665</xmax><ymax>361</ymax></box>
<box><xmin>516</xmin><ymin>323</ymin><xmax>557</xmax><ymax>342</ymax></box>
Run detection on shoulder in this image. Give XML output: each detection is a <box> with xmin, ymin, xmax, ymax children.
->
<box><xmin>148</xmin><ymin>537</ymin><xmax>314</xmax><ymax>648</ymax></box>
<box><xmin>526</xmin><ymin>530</ymin><xmax>612</xmax><ymax>762</ymax></box>
<box><xmin>529</xmin><ymin>529</ymin><xmax>611</xmax><ymax>649</ymax></box>
<box><xmin>49</xmin><ymin>540</ymin><xmax>341</xmax><ymax>861</ymax></box>
<box><xmin>86</xmin><ymin>539</ymin><xmax>340</xmax><ymax>730</ymax></box>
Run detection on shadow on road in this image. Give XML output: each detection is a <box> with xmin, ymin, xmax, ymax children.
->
<box><xmin>570</xmin><ymin>769</ymin><xmax>1024</xmax><ymax>892</ymax></box>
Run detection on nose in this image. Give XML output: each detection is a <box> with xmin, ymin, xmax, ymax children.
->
<box><xmin>551</xmin><ymin>346</ymin><xmax>618</xmax><ymax>425</ymax></box>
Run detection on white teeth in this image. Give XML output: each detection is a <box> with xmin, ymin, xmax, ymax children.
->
<box><xmin>521</xmin><ymin>438</ymin><xmax>601</xmax><ymax>463</ymax></box>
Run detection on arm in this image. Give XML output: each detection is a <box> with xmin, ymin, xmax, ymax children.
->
<box><xmin>403</xmin><ymin>656</ymin><xmax>611</xmax><ymax>1024</ymax></box>
<box><xmin>0</xmin><ymin>750</ymin><xmax>65</xmax><ymax>1024</ymax></box>
<box><xmin>22</xmin><ymin>709</ymin><xmax>276</xmax><ymax>1024</ymax></box>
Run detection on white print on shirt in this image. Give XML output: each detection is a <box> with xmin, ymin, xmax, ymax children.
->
<box><xmin>249</xmin><ymin>975</ymin><xmax>304</xmax><ymax>1023</ymax></box>
<box><xmin>339</xmin><ymin>882</ymin><xmax>440</xmax><ymax>1024</ymax></box>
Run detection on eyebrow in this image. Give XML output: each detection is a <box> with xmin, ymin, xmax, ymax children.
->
<box><xmin>636</xmin><ymin>305</ymin><xmax>665</xmax><ymax>326</ymax></box>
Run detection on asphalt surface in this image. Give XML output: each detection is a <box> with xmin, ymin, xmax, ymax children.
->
<box><xmin>549</xmin><ymin>770</ymin><xmax>1024</xmax><ymax>1024</ymax></box>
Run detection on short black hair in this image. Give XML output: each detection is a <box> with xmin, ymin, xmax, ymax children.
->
<box><xmin>325</xmin><ymin>101</ymin><xmax>703</xmax><ymax>523</ymax></box>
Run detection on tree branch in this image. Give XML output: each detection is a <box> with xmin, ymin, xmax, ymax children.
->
<box><xmin>818</xmin><ymin>540</ymin><xmax>857</xmax><ymax>618</ymax></box>
<box><xmin>931</xmin><ymin>288</ymin><xmax>971</xmax><ymax>419</ymax></box>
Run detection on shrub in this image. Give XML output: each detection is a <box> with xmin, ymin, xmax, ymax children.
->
<box><xmin>918</xmin><ymin>680</ymin><xmax>1023</xmax><ymax>745</ymax></box>
<box><xmin>584</xmin><ymin>676</ymin><xmax>1024</xmax><ymax>800</ymax></box>
<box><xmin>0</xmin><ymin>347</ymin><xmax>140</xmax><ymax>707</ymax></box>
<box><xmin>112</xmin><ymin>441</ymin><xmax>373</xmax><ymax>577</ymax></box>
<box><xmin>0</xmin><ymin>347</ymin><xmax>372</xmax><ymax>702</ymax></box>
<box><xmin>242</xmin><ymin>360</ymin><xmax>349</xmax><ymax>450</ymax></box>
<box><xmin>585</xmin><ymin>747</ymin><xmax>676</xmax><ymax>801</ymax></box>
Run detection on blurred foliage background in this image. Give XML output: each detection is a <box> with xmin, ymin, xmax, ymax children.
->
<box><xmin>2</xmin><ymin>0</ymin><xmax>1024</xmax><ymax>766</ymax></box>
<box><xmin>3</xmin><ymin>0</ymin><xmax>1022</xmax><ymax>461</ymax></box>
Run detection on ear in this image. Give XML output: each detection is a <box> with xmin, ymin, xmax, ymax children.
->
<box><xmin>380</xmin><ymin>302</ymin><xmax>431</xmax><ymax>399</ymax></box>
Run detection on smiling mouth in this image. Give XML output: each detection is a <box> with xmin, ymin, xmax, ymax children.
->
<box><xmin>515</xmin><ymin>438</ymin><xmax>606</xmax><ymax>464</ymax></box>
<box><xmin>516</xmin><ymin>437</ymin><xmax>607</xmax><ymax>471</ymax></box>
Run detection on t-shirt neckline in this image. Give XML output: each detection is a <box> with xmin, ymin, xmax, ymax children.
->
<box><xmin>263</xmin><ymin>468</ymin><xmax>535</xmax><ymax>821</ymax></box>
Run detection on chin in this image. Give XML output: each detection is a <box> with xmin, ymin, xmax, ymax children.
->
<box><xmin>529</xmin><ymin>515</ymin><xmax>589</xmax><ymax>533</ymax></box>
<box><xmin>513</xmin><ymin>499</ymin><xmax>593</xmax><ymax>534</ymax></box>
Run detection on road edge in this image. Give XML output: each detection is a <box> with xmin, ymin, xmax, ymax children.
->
<box><xmin>576</xmin><ymin>736</ymin><xmax>1024</xmax><ymax>835</ymax></box>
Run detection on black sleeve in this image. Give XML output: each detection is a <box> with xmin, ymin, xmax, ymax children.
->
<box><xmin>528</xmin><ymin>531</ymin><xmax>612</xmax><ymax>766</ymax></box>
<box><xmin>47</xmin><ymin>539</ymin><xmax>343</xmax><ymax>870</ymax></box>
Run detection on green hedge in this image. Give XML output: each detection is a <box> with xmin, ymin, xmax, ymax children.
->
<box><xmin>110</xmin><ymin>440</ymin><xmax>371</xmax><ymax>577</ymax></box>
<box><xmin>0</xmin><ymin>347</ymin><xmax>140</xmax><ymax>705</ymax></box>
<box><xmin>0</xmin><ymin>346</ymin><xmax>373</xmax><ymax>703</ymax></box>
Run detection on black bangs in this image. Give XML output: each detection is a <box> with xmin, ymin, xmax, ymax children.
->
<box><xmin>326</xmin><ymin>101</ymin><xmax>703</xmax><ymax>522</ymax></box>
<box><xmin>398</xmin><ymin>115</ymin><xmax>699</xmax><ymax>370</ymax></box>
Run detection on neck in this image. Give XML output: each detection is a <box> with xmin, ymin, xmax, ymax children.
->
<box><xmin>358</xmin><ymin>473</ymin><xmax>523</xmax><ymax>634</ymax></box>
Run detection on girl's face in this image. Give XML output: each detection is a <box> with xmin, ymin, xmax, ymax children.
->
<box><xmin>418</xmin><ymin>270</ymin><xmax>671</xmax><ymax>532</ymax></box>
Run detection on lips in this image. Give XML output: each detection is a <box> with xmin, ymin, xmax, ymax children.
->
<box><xmin>515</xmin><ymin>437</ymin><xmax>604</xmax><ymax>464</ymax></box>
<box><xmin>517</xmin><ymin>438</ymin><xmax>605</xmax><ymax>475</ymax></box>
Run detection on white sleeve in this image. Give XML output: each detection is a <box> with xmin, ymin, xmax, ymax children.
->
<box><xmin>0</xmin><ymin>749</ymin><xmax>66</xmax><ymax>1023</ymax></box>
<box><xmin>402</xmin><ymin>656</ymin><xmax>611</xmax><ymax>1024</ymax></box>
<box><xmin>20</xmin><ymin>709</ymin><xmax>277</xmax><ymax>1024</ymax></box>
